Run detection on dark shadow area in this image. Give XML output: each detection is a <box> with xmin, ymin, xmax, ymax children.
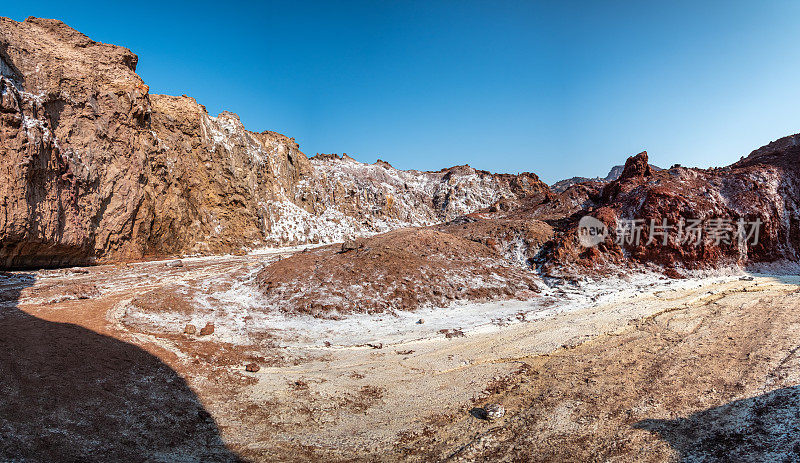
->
<box><xmin>0</xmin><ymin>272</ymin><xmax>244</xmax><ymax>462</ymax></box>
<box><xmin>469</xmin><ymin>407</ymin><xmax>487</xmax><ymax>420</ymax></box>
<box><xmin>634</xmin><ymin>385</ymin><xmax>800</xmax><ymax>462</ymax></box>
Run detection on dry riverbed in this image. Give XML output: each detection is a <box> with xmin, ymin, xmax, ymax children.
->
<box><xmin>1</xmin><ymin>251</ymin><xmax>798</xmax><ymax>461</ymax></box>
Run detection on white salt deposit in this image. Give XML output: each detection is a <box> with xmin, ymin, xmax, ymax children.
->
<box><xmin>111</xmin><ymin>250</ymin><xmax>763</xmax><ymax>349</ymax></box>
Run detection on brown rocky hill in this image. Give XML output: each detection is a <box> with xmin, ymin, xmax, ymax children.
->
<box><xmin>535</xmin><ymin>147</ymin><xmax>800</xmax><ymax>276</ymax></box>
<box><xmin>257</xmin><ymin>227</ymin><xmax>547</xmax><ymax>316</ymax></box>
<box><xmin>0</xmin><ymin>17</ymin><xmax>549</xmax><ymax>268</ymax></box>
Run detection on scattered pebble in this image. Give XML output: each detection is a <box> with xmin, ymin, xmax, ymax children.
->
<box><xmin>183</xmin><ymin>324</ymin><xmax>197</xmax><ymax>335</ymax></box>
<box><xmin>340</xmin><ymin>239</ymin><xmax>363</xmax><ymax>253</ymax></box>
<box><xmin>245</xmin><ymin>363</ymin><xmax>260</xmax><ymax>373</ymax></box>
<box><xmin>417</xmin><ymin>318</ymin><xmax>425</xmax><ymax>324</ymax></box>
<box><xmin>484</xmin><ymin>403</ymin><xmax>505</xmax><ymax>421</ymax></box>
<box><xmin>165</xmin><ymin>259</ymin><xmax>183</xmax><ymax>268</ymax></box>
<box><xmin>439</xmin><ymin>328</ymin><xmax>465</xmax><ymax>339</ymax></box>
<box><xmin>198</xmin><ymin>323</ymin><xmax>215</xmax><ymax>336</ymax></box>
<box><xmin>740</xmin><ymin>276</ymin><xmax>754</xmax><ymax>281</ymax></box>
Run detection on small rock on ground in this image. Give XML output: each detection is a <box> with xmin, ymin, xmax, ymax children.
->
<box><xmin>484</xmin><ymin>403</ymin><xmax>505</xmax><ymax>421</ymax></box>
<box><xmin>198</xmin><ymin>323</ymin><xmax>215</xmax><ymax>336</ymax></box>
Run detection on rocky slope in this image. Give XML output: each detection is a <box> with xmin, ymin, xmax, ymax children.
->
<box><xmin>536</xmin><ymin>147</ymin><xmax>800</xmax><ymax>276</ymax></box>
<box><xmin>257</xmin><ymin>225</ymin><xmax>548</xmax><ymax>316</ymax></box>
<box><xmin>270</xmin><ymin>154</ymin><xmax>548</xmax><ymax>245</ymax></box>
<box><xmin>257</xmin><ymin>142</ymin><xmax>800</xmax><ymax>313</ymax></box>
<box><xmin>0</xmin><ymin>17</ymin><xmax>549</xmax><ymax>268</ymax></box>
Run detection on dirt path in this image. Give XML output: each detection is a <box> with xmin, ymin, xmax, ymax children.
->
<box><xmin>3</xmin><ymin>255</ymin><xmax>798</xmax><ymax>462</ymax></box>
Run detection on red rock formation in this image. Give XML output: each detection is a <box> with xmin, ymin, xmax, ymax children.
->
<box><xmin>550</xmin><ymin>160</ymin><xmax>662</xmax><ymax>193</ymax></box>
<box><xmin>536</xmin><ymin>142</ymin><xmax>800</xmax><ymax>275</ymax></box>
<box><xmin>0</xmin><ymin>73</ymin><xmax>85</xmax><ymax>267</ymax></box>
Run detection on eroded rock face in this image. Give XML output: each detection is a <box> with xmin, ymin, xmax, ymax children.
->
<box><xmin>143</xmin><ymin>97</ymin><xmax>314</xmax><ymax>256</ymax></box>
<box><xmin>0</xmin><ymin>17</ymin><xmax>551</xmax><ymax>268</ymax></box>
<box><xmin>286</xmin><ymin>155</ymin><xmax>550</xmax><ymax>245</ymax></box>
<box><xmin>536</xmin><ymin>143</ymin><xmax>800</xmax><ymax>275</ymax></box>
<box><xmin>0</xmin><ymin>16</ymin><xmax>157</xmax><ymax>267</ymax></box>
<box><xmin>0</xmin><ymin>73</ymin><xmax>84</xmax><ymax>268</ymax></box>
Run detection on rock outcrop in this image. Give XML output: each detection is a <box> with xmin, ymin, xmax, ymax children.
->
<box><xmin>0</xmin><ymin>16</ymin><xmax>143</xmax><ymax>268</ymax></box>
<box><xmin>550</xmin><ymin>162</ymin><xmax>663</xmax><ymax>193</ymax></box>
<box><xmin>257</xmin><ymin>227</ymin><xmax>545</xmax><ymax>315</ymax></box>
<box><xmin>535</xmin><ymin>144</ymin><xmax>800</xmax><ymax>275</ymax></box>
<box><xmin>289</xmin><ymin>155</ymin><xmax>549</xmax><ymax>245</ymax></box>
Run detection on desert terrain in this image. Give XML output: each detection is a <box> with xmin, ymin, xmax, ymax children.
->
<box><xmin>5</xmin><ymin>15</ymin><xmax>800</xmax><ymax>462</ymax></box>
<box><xmin>3</xmin><ymin>249</ymin><xmax>799</xmax><ymax>461</ymax></box>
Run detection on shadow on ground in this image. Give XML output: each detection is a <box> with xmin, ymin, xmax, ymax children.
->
<box><xmin>635</xmin><ymin>385</ymin><xmax>800</xmax><ymax>461</ymax></box>
<box><xmin>0</xmin><ymin>272</ymin><xmax>243</xmax><ymax>462</ymax></box>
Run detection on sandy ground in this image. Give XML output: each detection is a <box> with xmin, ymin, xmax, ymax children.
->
<box><xmin>3</xmin><ymin>251</ymin><xmax>800</xmax><ymax>461</ymax></box>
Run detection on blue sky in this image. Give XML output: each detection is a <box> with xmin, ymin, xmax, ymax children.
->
<box><xmin>4</xmin><ymin>1</ymin><xmax>800</xmax><ymax>183</ymax></box>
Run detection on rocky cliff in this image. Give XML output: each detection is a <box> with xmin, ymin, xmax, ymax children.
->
<box><xmin>535</xmin><ymin>147</ymin><xmax>800</xmax><ymax>277</ymax></box>
<box><xmin>287</xmin><ymin>154</ymin><xmax>548</xmax><ymax>244</ymax></box>
<box><xmin>0</xmin><ymin>17</ymin><xmax>549</xmax><ymax>268</ymax></box>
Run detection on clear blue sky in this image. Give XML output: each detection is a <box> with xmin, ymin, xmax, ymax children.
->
<box><xmin>4</xmin><ymin>1</ymin><xmax>800</xmax><ymax>183</ymax></box>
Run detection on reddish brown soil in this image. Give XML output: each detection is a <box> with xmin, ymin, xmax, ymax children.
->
<box><xmin>257</xmin><ymin>227</ymin><xmax>546</xmax><ymax>316</ymax></box>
